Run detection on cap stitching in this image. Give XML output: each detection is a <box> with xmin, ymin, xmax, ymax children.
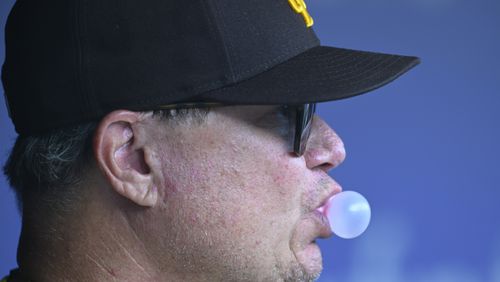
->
<box><xmin>312</xmin><ymin>57</ymin><xmax>403</xmax><ymax>88</ymax></box>
<box><xmin>325</xmin><ymin>57</ymin><xmax>401</xmax><ymax>85</ymax></box>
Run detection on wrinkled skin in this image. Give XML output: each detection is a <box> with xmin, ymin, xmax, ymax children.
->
<box><xmin>130</xmin><ymin>106</ymin><xmax>346</xmax><ymax>281</ymax></box>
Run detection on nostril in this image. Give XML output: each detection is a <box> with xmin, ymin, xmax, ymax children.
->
<box><xmin>305</xmin><ymin>149</ymin><xmax>332</xmax><ymax>170</ymax></box>
<box><xmin>319</xmin><ymin>163</ymin><xmax>335</xmax><ymax>172</ymax></box>
<box><xmin>304</xmin><ymin>145</ymin><xmax>345</xmax><ymax>172</ymax></box>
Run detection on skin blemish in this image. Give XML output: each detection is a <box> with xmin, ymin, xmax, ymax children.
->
<box><xmin>272</xmin><ymin>174</ymin><xmax>285</xmax><ymax>184</ymax></box>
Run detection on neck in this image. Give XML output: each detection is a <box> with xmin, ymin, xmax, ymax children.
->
<box><xmin>15</xmin><ymin>185</ymin><xmax>225</xmax><ymax>282</ymax></box>
<box><xmin>16</xmin><ymin>190</ymin><xmax>161</xmax><ymax>282</ymax></box>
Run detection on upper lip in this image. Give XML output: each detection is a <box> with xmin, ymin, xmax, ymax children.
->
<box><xmin>314</xmin><ymin>181</ymin><xmax>342</xmax><ymax>214</ymax></box>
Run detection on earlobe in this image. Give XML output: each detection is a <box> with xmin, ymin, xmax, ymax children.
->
<box><xmin>93</xmin><ymin>110</ymin><xmax>158</xmax><ymax>207</ymax></box>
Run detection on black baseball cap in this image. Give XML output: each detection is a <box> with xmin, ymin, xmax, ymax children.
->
<box><xmin>2</xmin><ymin>0</ymin><xmax>419</xmax><ymax>135</ymax></box>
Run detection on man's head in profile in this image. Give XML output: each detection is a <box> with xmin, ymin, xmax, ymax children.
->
<box><xmin>1</xmin><ymin>0</ymin><xmax>418</xmax><ymax>281</ymax></box>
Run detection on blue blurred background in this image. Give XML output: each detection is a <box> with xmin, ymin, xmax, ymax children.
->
<box><xmin>1</xmin><ymin>0</ymin><xmax>499</xmax><ymax>281</ymax></box>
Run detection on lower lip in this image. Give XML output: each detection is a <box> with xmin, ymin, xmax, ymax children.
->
<box><xmin>313</xmin><ymin>209</ymin><xmax>333</xmax><ymax>238</ymax></box>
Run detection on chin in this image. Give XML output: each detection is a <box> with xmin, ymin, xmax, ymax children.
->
<box><xmin>290</xmin><ymin>241</ymin><xmax>323</xmax><ymax>281</ymax></box>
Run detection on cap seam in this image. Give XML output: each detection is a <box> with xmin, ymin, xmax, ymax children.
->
<box><xmin>205</xmin><ymin>0</ymin><xmax>236</xmax><ymax>83</ymax></box>
<box><xmin>235</xmin><ymin>41</ymin><xmax>318</xmax><ymax>80</ymax></box>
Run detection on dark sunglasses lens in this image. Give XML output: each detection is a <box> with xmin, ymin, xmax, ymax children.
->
<box><xmin>297</xmin><ymin>103</ymin><xmax>316</xmax><ymax>154</ymax></box>
<box><xmin>291</xmin><ymin>103</ymin><xmax>316</xmax><ymax>156</ymax></box>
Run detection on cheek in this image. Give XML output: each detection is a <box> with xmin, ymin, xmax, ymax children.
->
<box><xmin>156</xmin><ymin>139</ymin><xmax>216</xmax><ymax>199</ymax></box>
<box><xmin>271</xmin><ymin>161</ymin><xmax>298</xmax><ymax>192</ymax></box>
<box><xmin>267</xmin><ymin>155</ymin><xmax>305</xmax><ymax>204</ymax></box>
<box><xmin>157</xmin><ymin>124</ymin><xmax>304</xmax><ymax>225</ymax></box>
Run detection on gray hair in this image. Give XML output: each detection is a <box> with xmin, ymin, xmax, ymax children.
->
<box><xmin>3</xmin><ymin>108</ymin><xmax>211</xmax><ymax>214</ymax></box>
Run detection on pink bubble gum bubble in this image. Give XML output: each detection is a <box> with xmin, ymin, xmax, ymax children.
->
<box><xmin>325</xmin><ymin>191</ymin><xmax>371</xmax><ymax>239</ymax></box>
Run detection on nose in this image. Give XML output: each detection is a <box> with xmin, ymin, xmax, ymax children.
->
<box><xmin>303</xmin><ymin>115</ymin><xmax>346</xmax><ymax>172</ymax></box>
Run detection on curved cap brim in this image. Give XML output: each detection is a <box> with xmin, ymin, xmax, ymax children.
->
<box><xmin>198</xmin><ymin>46</ymin><xmax>420</xmax><ymax>104</ymax></box>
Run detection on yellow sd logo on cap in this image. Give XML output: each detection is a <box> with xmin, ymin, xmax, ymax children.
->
<box><xmin>288</xmin><ymin>0</ymin><xmax>314</xmax><ymax>28</ymax></box>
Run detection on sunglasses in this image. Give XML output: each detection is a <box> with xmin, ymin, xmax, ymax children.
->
<box><xmin>155</xmin><ymin>102</ymin><xmax>317</xmax><ymax>156</ymax></box>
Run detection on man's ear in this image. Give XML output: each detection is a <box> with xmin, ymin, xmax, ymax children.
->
<box><xmin>93</xmin><ymin>110</ymin><xmax>158</xmax><ymax>207</ymax></box>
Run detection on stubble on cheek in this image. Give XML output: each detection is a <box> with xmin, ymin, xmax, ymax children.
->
<box><xmin>154</xmin><ymin>159</ymin><xmax>265</xmax><ymax>278</ymax></box>
<box><xmin>262</xmin><ymin>155</ymin><xmax>319</xmax><ymax>279</ymax></box>
<box><xmin>267</xmin><ymin>155</ymin><xmax>329</xmax><ymax>281</ymax></box>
